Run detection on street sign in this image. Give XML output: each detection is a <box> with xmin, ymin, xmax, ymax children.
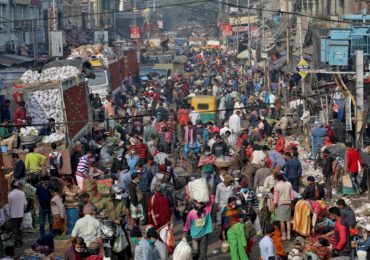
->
<box><xmin>130</xmin><ymin>26</ymin><xmax>140</xmax><ymax>39</ymax></box>
<box><xmin>296</xmin><ymin>58</ymin><xmax>310</xmax><ymax>78</ymax></box>
<box><xmin>49</xmin><ymin>31</ymin><xmax>63</xmax><ymax>57</ymax></box>
<box><xmin>222</xmin><ymin>23</ymin><xmax>232</xmax><ymax>36</ymax></box>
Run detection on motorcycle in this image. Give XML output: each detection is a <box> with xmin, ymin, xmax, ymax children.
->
<box><xmin>100</xmin><ymin>215</ymin><xmax>130</xmax><ymax>260</ymax></box>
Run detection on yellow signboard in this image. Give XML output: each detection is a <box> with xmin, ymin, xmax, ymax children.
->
<box><xmin>296</xmin><ymin>58</ymin><xmax>310</xmax><ymax>79</ymax></box>
<box><xmin>229</xmin><ymin>16</ymin><xmax>258</xmax><ymax>25</ymax></box>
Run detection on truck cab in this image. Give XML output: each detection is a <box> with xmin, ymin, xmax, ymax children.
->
<box><xmin>87</xmin><ymin>58</ymin><xmax>110</xmax><ymax>101</ymax></box>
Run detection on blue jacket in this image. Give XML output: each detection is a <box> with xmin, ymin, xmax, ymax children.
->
<box><xmin>269</xmin><ymin>150</ymin><xmax>286</xmax><ymax>169</ymax></box>
<box><xmin>284</xmin><ymin>157</ymin><xmax>302</xmax><ymax>180</ymax></box>
<box><xmin>311</xmin><ymin>126</ymin><xmax>326</xmax><ymax>147</ymax></box>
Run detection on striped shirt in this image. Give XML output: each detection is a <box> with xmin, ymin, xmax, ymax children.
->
<box><xmin>166</xmin><ymin>120</ymin><xmax>177</xmax><ymax>135</ymax></box>
<box><xmin>76</xmin><ymin>155</ymin><xmax>90</xmax><ymax>176</ymax></box>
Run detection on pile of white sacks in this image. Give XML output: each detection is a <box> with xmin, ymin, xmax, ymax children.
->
<box><xmin>25</xmin><ymin>89</ymin><xmax>63</xmax><ymax>125</ymax></box>
<box><xmin>20</xmin><ymin>66</ymin><xmax>80</xmax><ymax>84</ymax></box>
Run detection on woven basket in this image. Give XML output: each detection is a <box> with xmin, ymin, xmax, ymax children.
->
<box><xmin>214</xmin><ymin>156</ymin><xmax>234</xmax><ymax>168</ymax></box>
<box><xmin>54</xmin><ymin>237</ymin><xmax>71</xmax><ymax>257</ymax></box>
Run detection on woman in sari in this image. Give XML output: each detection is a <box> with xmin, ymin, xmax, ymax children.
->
<box><xmin>221</xmin><ymin>196</ymin><xmax>248</xmax><ymax>260</ymax></box>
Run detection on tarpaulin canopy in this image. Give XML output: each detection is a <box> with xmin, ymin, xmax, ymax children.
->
<box><xmin>0</xmin><ymin>54</ymin><xmax>33</xmax><ymax>67</ymax></box>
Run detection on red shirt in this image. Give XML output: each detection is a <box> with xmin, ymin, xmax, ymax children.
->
<box><xmin>14</xmin><ymin>107</ymin><xmax>26</xmax><ymax>126</ymax></box>
<box><xmin>177</xmin><ymin>109</ymin><xmax>189</xmax><ymax>126</ymax></box>
<box><xmin>147</xmin><ymin>192</ymin><xmax>171</xmax><ymax>231</ymax></box>
<box><xmin>135</xmin><ymin>143</ymin><xmax>148</xmax><ymax>159</ymax></box>
<box><xmin>346</xmin><ymin>147</ymin><xmax>362</xmax><ymax>173</ymax></box>
<box><xmin>334</xmin><ymin>217</ymin><xmax>348</xmax><ymax>251</ymax></box>
<box><xmin>275</xmin><ymin>136</ymin><xmax>285</xmax><ymax>154</ymax></box>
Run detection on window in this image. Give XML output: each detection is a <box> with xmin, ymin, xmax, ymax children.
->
<box><xmin>0</xmin><ymin>4</ymin><xmax>5</xmax><ymax>31</ymax></box>
<box><xmin>198</xmin><ymin>104</ymin><xmax>209</xmax><ymax>110</ymax></box>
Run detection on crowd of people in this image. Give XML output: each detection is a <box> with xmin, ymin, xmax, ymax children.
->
<box><xmin>1</xmin><ymin>45</ymin><xmax>369</xmax><ymax>260</ymax></box>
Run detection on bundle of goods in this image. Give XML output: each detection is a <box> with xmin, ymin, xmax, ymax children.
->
<box><xmin>96</xmin><ymin>178</ymin><xmax>113</xmax><ymax>194</ymax></box>
<box><xmin>53</xmin><ymin>236</ymin><xmax>71</xmax><ymax>258</ymax></box>
<box><xmin>186</xmin><ymin>177</ymin><xmax>210</xmax><ymax>203</ymax></box>
<box><xmin>42</xmin><ymin>132</ymin><xmax>65</xmax><ymax>144</ymax></box>
<box><xmin>214</xmin><ymin>156</ymin><xmax>234</xmax><ymax>168</ymax></box>
<box><xmin>68</xmin><ymin>44</ymin><xmax>117</xmax><ymax>66</ymax></box>
<box><xmin>25</xmin><ymin>89</ymin><xmax>63</xmax><ymax>125</ymax></box>
<box><xmin>20</xmin><ymin>66</ymin><xmax>80</xmax><ymax>84</ymax></box>
<box><xmin>19</xmin><ymin>126</ymin><xmax>41</xmax><ymax>144</ymax></box>
<box><xmin>20</xmin><ymin>249</ymin><xmax>56</xmax><ymax>260</ymax></box>
<box><xmin>19</xmin><ymin>127</ymin><xmax>38</xmax><ymax>136</ymax></box>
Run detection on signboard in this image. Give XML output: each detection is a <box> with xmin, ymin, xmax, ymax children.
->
<box><xmin>232</xmin><ymin>25</ymin><xmax>258</xmax><ymax>33</ymax></box>
<box><xmin>157</xmin><ymin>20</ymin><xmax>163</xmax><ymax>29</ymax></box>
<box><xmin>130</xmin><ymin>26</ymin><xmax>140</xmax><ymax>39</ymax></box>
<box><xmin>222</xmin><ymin>23</ymin><xmax>232</xmax><ymax>36</ymax></box>
<box><xmin>345</xmin><ymin>96</ymin><xmax>352</xmax><ymax>131</ymax></box>
<box><xmin>296</xmin><ymin>58</ymin><xmax>310</xmax><ymax>79</ymax></box>
<box><xmin>94</xmin><ymin>31</ymin><xmax>108</xmax><ymax>44</ymax></box>
<box><xmin>49</xmin><ymin>31</ymin><xmax>63</xmax><ymax>57</ymax></box>
<box><xmin>31</xmin><ymin>0</ymin><xmax>42</xmax><ymax>5</ymax></box>
<box><xmin>229</xmin><ymin>16</ymin><xmax>258</xmax><ymax>25</ymax></box>
<box><xmin>14</xmin><ymin>0</ymin><xmax>30</xmax><ymax>4</ymax></box>
<box><xmin>48</xmin><ymin>8</ymin><xmax>58</xmax><ymax>31</ymax></box>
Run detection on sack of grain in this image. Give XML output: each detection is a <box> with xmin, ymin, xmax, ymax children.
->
<box><xmin>186</xmin><ymin>178</ymin><xmax>209</xmax><ymax>203</ymax></box>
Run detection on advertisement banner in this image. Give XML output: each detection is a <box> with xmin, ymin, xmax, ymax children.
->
<box><xmin>130</xmin><ymin>26</ymin><xmax>140</xmax><ymax>39</ymax></box>
<box><xmin>229</xmin><ymin>16</ymin><xmax>258</xmax><ymax>25</ymax></box>
<box><xmin>222</xmin><ymin>23</ymin><xmax>232</xmax><ymax>36</ymax></box>
<box><xmin>49</xmin><ymin>31</ymin><xmax>63</xmax><ymax>57</ymax></box>
<box><xmin>345</xmin><ymin>96</ymin><xmax>352</xmax><ymax>131</ymax></box>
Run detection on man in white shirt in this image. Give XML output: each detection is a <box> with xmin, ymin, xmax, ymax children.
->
<box><xmin>189</xmin><ymin>106</ymin><xmax>200</xmax><ymax>125</ymax></box>
<box><xmin>71</xmin><ymin>204</ymin><xmax>103</xmax><ymax>250</ymax></box>
<box><xmin>269</xmin><ymin>92</ymin><xmax>276</xmax><ymax>119</ymax></box>
<box><xmin>8</xmin><ymin>180</ymin><xmax>27</xmax><ymax>247</ymax></box>
<box><xmin>228</xmin><ymin>110</ymin><xmax>241</xmax><ymax>146</ymax></box>
<box><xmin>259</xmin><ymin>223</ymin><xmax>276</xmax><ymax>260</ymax></box>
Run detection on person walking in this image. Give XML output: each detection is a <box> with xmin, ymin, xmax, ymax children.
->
<box><xmin>228</xmin><ymin>110</ymin><xmax>241</xmax><ymax>146</ymax></box>
<box><xmin>147</xmin><ymin>182</ymin><xmax>172</xmax><ymax>245</ymax></box>
<box><xmin>322</xmin><ymin>149</ymin><xmax>336</xmax><ymax>199</ymax></box>
<box><xmin>221</xmin><ymin>197</ymin><xmax>249</xmax><ymax>260</ymax></box>
<box><xmin>8</xmin><ymin>180</ymin><xmax>27</xmax><ymax>247</ymax></box>
<box><xmin>274</xmin><ymin>173</ymin><xmax>294</xmax><ymax>241</ymax></box>
<box><xmin>36</xmin><ymin>175</ymin><xmax>53</xmax><ymax>236</ymax></box>
<box><xmin>128</xmin><ymin>172</ymin><xmax>144</xmax><ymax>226</ymax></box>
<box><xmin>215</xmin><ymin>174</ymin><xmax>235</xmax><ymax>223</ymax></box>
<box><xmin>346</xmin><ymin>142</ymin><xmax>363</xmax><ymax>194</ymax></box>
<box><xmin>183</xmin><ymin>196</ymin><xmax>216</xmax><ymax>260</ymax></box>
<box><xmin>284</xmin><ymin>151</ymin><xmax>302</xmax><ymax>193</ymax></box>
<box><xmin>259</xmin><ymin>223</ymin><xmax>276</xmax><ymax>260</ymax></box>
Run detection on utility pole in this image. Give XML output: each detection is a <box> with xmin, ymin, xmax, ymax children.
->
<box><xmin>285</xmin><ymin>0</ymin><xmax>289</xmax><ymax>65</ymax></box>
<box><xmin>355</xmin><ymin>50</ymin><xmax>364</xmax><ymax>148</ymax></box>
<box><xmin>247</xmin><ymin>0</ymin><xmax>252</xmax><ymax>66</ymax></box>
<box><xmin>298</xmin><ymin>15</ymin><xmax>305</xmax><ymax>98</ymax></box>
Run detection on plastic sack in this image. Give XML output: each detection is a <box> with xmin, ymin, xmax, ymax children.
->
<box><xmin>166</xmin><ymin>228</ymin><xmax>175</xmax><ymax>255</ymax></box>
<box><xmin>173</xmin><ymin>238</ymin><xmax>192</xmax><ymax>260</ymax></box>
<box><xmin>21</xmin><ymin>212</ymin><xmax>33</xmax><ymax>230</ymax></box>
<box><xmin>221</xmin><ymin>241</ymin><xmax>229</xmax><ymax>253</ymax></box>
<box><xmin>186</xmin><ymin>178</ymin><xmax>210</xmax><ymax>203</ymax></box>
<box><xmin>113</xmin><ymin>226</ymin><xmax>128</xmax><ymax>253</ymax></box>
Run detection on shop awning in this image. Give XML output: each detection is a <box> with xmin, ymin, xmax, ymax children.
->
<box><xmin>0</xmin><ymin>54</ymin><xmax>33</xmax><ymax>67</ymax></box>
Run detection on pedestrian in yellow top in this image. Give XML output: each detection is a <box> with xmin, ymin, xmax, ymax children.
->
<box><xmin>25</xmin><ymin>145</ymin><xmax>47</xmax><ymax>186</ymax></box>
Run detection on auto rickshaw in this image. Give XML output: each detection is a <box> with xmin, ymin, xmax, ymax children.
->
<box><xmin>190</xmin><ymin>95</ymin><xmax>217</xmax><ymax>123</ymax></box>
